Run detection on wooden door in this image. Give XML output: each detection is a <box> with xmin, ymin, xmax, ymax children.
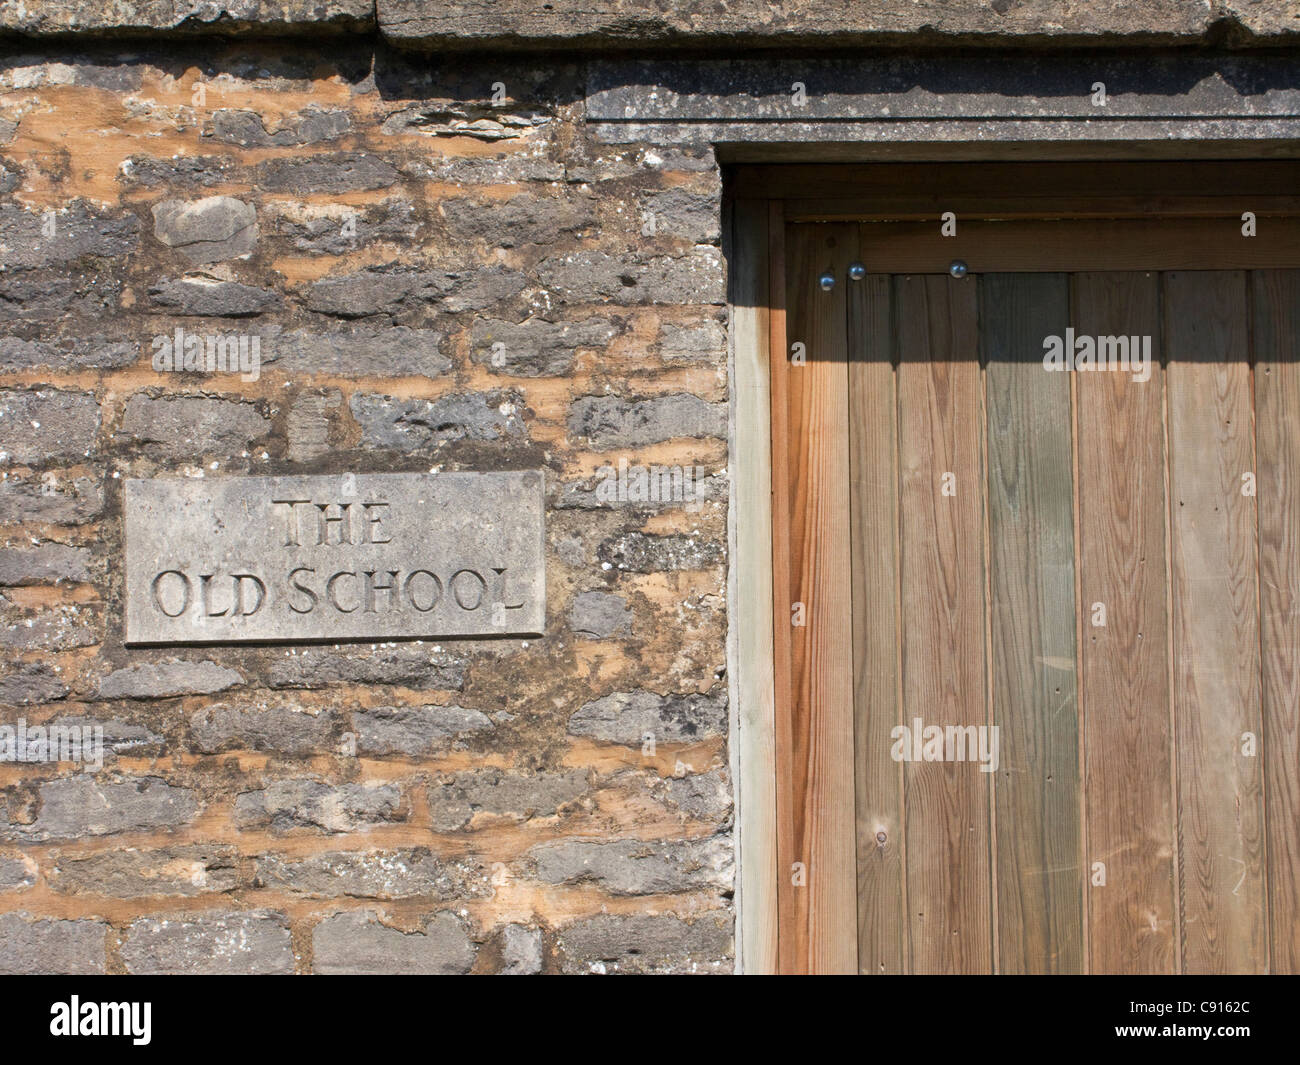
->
<box><xmin>766</xmin><ymin>168</ymin><xmax>1300</xmax><ymax>974</ymax></box>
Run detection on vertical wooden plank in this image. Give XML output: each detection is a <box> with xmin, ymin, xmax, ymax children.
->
<box><xmin>1074</xmin><ymin>271</ymin><xmax>1177</xmax><ymax>974</ymax></box>
<box><xmin>848</xmin><ymin>265</ymin><xmax>905</xmax><ymax>974</ymax></box>
<box><xmin>728</xmin><ymin>198</ymin><xmax>779</xmax><ymax>974</ymax></box>
<box><xmin>896</xmin><ymin>273</ymin><xmax>993</xmax><ymax>973</ymax></box>
<box><xmin>1165</xmin><ymin>270</ymin><xmax>1266</xmax><ymax>974</ymax></box>
<box><xmin>772</xmin><ymin>223</ymin><xmax>857</xmax><ymax>973</ymax></box>
<box><xmin>983</xmin><ymin>273</ymin><xmax>1084</xmax><ymax>974</ymax></box>
<box><xmin>1255</xmin><ymin>268</ymin><xmax>1300</xmax><ymax>974</ymax></box>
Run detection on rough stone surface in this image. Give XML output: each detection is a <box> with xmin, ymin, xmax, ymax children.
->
<box><xmin>304</xmin><ymin>269</ymin><xmax>438</xmax><ymax>317</ymax></box>
<box><xmin>531</xmin><ymin>836</ymin><xmax>732</xmax><ymax>895</ymax></box>
<box><xmin>568</xmin><ymin>590</ymin><xmax>632</xmax><ymax>638</ymax></box>
<box><xmin>469</xmin><ymin>317</ymin><xmax>620</xmax><ymax>377</ymax></box>
<box><xmin>0</xmin><ymin>854</ymin><xmax>37</xmax><ymax>891</ymax></box>
<box><xmin>47</xmin><ymin>715</ymin><xmax>165</xmax><ymax>757</ymax></box>
<box><xmin>597</xmin><ymin>531</ymin><xmax>724</xmax><ymax>572</ymax></box>
<box><xmin>234</xmin><ymin>780</ymin><xmax>405</xmax><ymax>833</ymax></box>
<box><xmin>268</xmin><ymin>326</ymin><xmax>451</xmax><ymax>376</ymax></box>
<box><xmin>427</xmin><ymin>769</ymin><xmax>589</xmax><ymax>831</ymax></box>
<box><xmin>13</xmin><ymin>777</ymin><xmax>199</xmax><ymax>841</ymax></box>
<box><xmin>48</xmin><ymin>846</ymin><xmax>239</xmax><ymax>898</ymax></box>
<box><xmin>117</xmin><ymin>394</ymin><xmax>271</xmax><ymax>456</ymax></box>
<box><xmin>97</xmin><ymin>660</ymin><xmax>244</xmax><ymax>700</ymax></box>
<box><xmin>306</xmin><ymin>266</ymin><xmax>524</xmax><ymax>317</ymax></box>
<box><xmin>660</xmin><ymin>320</ymin><xmax>726</xmax><ymax>361</ymax></box>
<box><xmin>502</xmin><ymin>923</ymin><xmax>544</xmax><ymax>974</ymax></box>
<box><xmin>148</xmin><ymin>277</ymin><xmax>281</xmax><ymax>316</ymax></box>
<box><xmin>0</xmin><ymin>603</ymin><xmax>99</xmax><ymax>651</ymax></box>
<box><xmin>152</xmin><ymin>196</ymin><xmax>258</xmax><ymax>263</ymax></box>
<box><xmin>442</xmin><ymin>193</ymin><xmax>592</xmax><ymax>247</ymax></box>
<box><xmin>286</xmin><ymin>389</ymin><xmax>341</xmax><ymax>462</ymax></box>
<box><xmin>569</xmin><ymin>689</ymin><xmax>728</xmax><ymax>745</ymax></box>
<box><xmin>121</xmin><ymin>910</ymin><xmax>294</xmax><ymax>975</ymax></box>
<box><xmin>0</xmin><ymin>390</ymin><xmax>100</xmax><ymax>465</ymax></box>
<box><xmin>0</xmin><ymin>202</ymin><xmax>139</xmax><ymax>268</ymax></box>
<box><xmin>382</xmin><ymin>2</ymin><xmax>1300</xmax><ymax>51</ymax></box>
<box><xmin>272</xmin><ymin>198</ymin><xmax>418</xmax><ymax>254</ymax></box>
<box><xmin>266</xmin><ymin>647</ymin><xmax>465</xmax><ymax>690</ymax></box>
<box><xmin>0</xmin><ymin>335</ymin><xmax>138</xmax><ymax>372</ymax></box>
<box><xmin>353</xmin><ymin>704</ymin><xmax>494</xmax><ymax>756</ymax></box>
<box><xmin>350</xmin><ymin>390</ymin><xmax>528</xmax><ymax>449</ymax></box>
<box><xmin>660</xmin><ymin>768</ymin><xmax>732</xmax><ymax>821</ymax></box>
<box><xmin>210</xmin><ymin>107</ymin><xmax>352</xmax><ymax>147</ymax></box>
<box><xmin>254</xmin><ymin>848</ymin><xmax>481</xmax><ymax>899</ymax></box>
<box><xmin>256</xmin><ymin>152</ymin><xmax>400</xmax><ymax>194</ymax></box>
<box><xmin>2</xmin><ymin>2</ymin><xmax>373</xmax><ymax>37</ymax></box>
<box><xmin>558</xmin><ymin>912</ymin><xmax>732</xmax><ymax>974</ymax></box>
<box><xmin>0</xmin><ymin>662</ymin><xmax>70</xmax><ymax>704</ymax></box>
<box><xmin>641</xmin><ymin>187</ymin><xmax>720</xmax><ymax>242</ymax></box>
<box><xmin>0</xmin><ymin>471</ymin><xmax>104</xmax><ymax>525</ymax></box>
<box><xmin>190</xmin><ymin>703</ymin><xmax>338</xmax><ymax>756</ymax></box>
<box><xmin>568</xmin><ymin>394</ymin><xmax>725</xmax><ymax>448</ymax></box>
<box><xmin>0</xmin><ymin>913</ymin><xmax>107</xmax><ymax>975</ymax></box>
<box><xmin>0</xmin><ymin>543</ymin><xmax>91</xmax><ymax>586</ymax></box>
<box><xmin>539</xmin><ymin>249</ymin><xmax>724</xmax><ymax>305</ymax></box>
<box><xmin>312</xmin><ymin>910</ymin><xmax>475</xmax><ymax>974</ymax></box>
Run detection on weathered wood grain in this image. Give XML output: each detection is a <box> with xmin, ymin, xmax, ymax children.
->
<box><xmin>983</xmin><ymin>273</ymin><xmax>1083</xmax><ymax>974</ymax></box>
<box><xmin>1254</xmin><ymin>268</ymin><xmax>1300</xmax><ymax>975</ymax></box>
<box><xmin>1164</xmin><ymin>270</ymin><xmax>1266</xmax><ymax>974</ymax></box>
<box><xmin>1073</xmin><ymin>271</ymin><xmax>1176</xmax><ymax>974</ymax></box>
<box><xmin>848</xmin><ymin>265</ymin><xmax>905</xmax><ymax>973</ymax></box>
<box><xmin>773</xmin><ymin>223</ymin><xmax>858</xmax><ymax>973</ymax></box>
<box><xmin>896</xmin><ymin>273</ymin><xmax>992</xmax><ymax>973</ymax></box>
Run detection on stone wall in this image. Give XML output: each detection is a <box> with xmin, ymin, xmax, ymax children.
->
<box><xmin>0</xmin><ymin>41</ymin><xmax>731</xmax><ymax>974</ymax></box>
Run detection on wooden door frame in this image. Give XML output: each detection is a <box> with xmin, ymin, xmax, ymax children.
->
<box><xmin>727</xmin><ymin>157</ymin><xmax>1300</xmax><ymax>975</ymax></box>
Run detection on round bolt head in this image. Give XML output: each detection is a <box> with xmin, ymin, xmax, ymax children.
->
<box><xmin>848</xmin><ymin>262</ymin><xmax>866</xmax><ymax>281</ymax></box>
<box><xmin>819</xmin><ymin>271</ymin><xmax>836</xmax><ymax>291</ymax></box>
<box><xmin>949</xmin><ymin>260</ymin><xmax>969</xmax><ymax>279</ymax></box>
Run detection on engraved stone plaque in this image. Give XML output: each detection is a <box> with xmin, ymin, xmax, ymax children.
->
<box><xmin>124</xmin><ymin>471</ymin><xmax>545</xmax><ymax>644</ymax></box>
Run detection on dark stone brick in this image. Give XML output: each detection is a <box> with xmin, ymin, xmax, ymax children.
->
<box><xmin>0</xmin><ymin>543</ymin><xmax>91</xmax><ymax>585</ymax></box>
<box><xmin>569</xmin><ymin>688</ymin><xmax>728</xmax><ymax>744</ymax></box>
<box><xmin>568</xmin><ymin>393</ymin><xmax>725</xmax><ymax>448</ymax></box>
<box><xmin>265</xmin><ymin>646</ymin><xmax>465</xmax><ymax>690</ymax></box>
<box><xmin>312</xmin><ymin>910</ymin><xmax>475</xmax><ymax>975</ymax></box>
<box><xmin>148</xmin><ymin>277</ymin><xmax>280</xmax><ymax>317</ymax></box>
<box><xmin>0</xmin><ymin>912</ymin><xmax>106</xmax><ymax>975</ymax></box>
<box><xmin>0</xmin><ymin>469</ymin><xmax>103</xmax><ymax>524</ymax></box>
<box><xmin>96</xmin><ymin>660</ymin><xmax>244</xmax><ymax>700</ymax></box>
<box><xmin>568</xmin><ymin>590</ymin><xmax>632</xmax><ymax>638</ymax></box>
<box><xmin>255</xmin><ymin>152</ymin><xmax>400</xmax><ymax>194</ymax></box>
<box><xmin>209</xmin><ymin>107</ymin><xmax>351</xmax><ymax>147</ymax></box>
<box><xmin>0</xmin><ymin>389</ymin><xmax>99</xmax><ymax>465</ymax></box>
<box><xmin>350</xmin><ymin>390</ymin><xmax>528</xmax><ymax>451</ymax></box>
<box><xmin>597</xmin><ymin>531</ymin><xmax>724</xmax><ymax>572</ymax></box>
<box><xmin>0</xmin><ymin>202</ymin><xmax>139</xmax><ymax>269</ymax></box>
<box><xmin>117</xmin><ymin>394</ymin><xmax>271</xmax><ymax>457</ymax></box>
<box><xmin>469</xmin><ymin>316</ymin><xmax>619</xmax><ymax>377</ymax></box>
<box><xmin>121</xmin><ymin>910</ymin><xmax>293</xmax><ymax>975</ymax></box>
<box><xmin>11</xmin><ymin>776</ymin><xmax>199</xmax><ymax>841</ymax></box>
<box><xmin>234</xmin><ymin>780</ymin><xmax>405</xmax><ymax>834</ymax></box>
<box><xmin>557</xmin><ymin>912</ymin><xmax>732</xmax><ymax>974</ymax></box>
